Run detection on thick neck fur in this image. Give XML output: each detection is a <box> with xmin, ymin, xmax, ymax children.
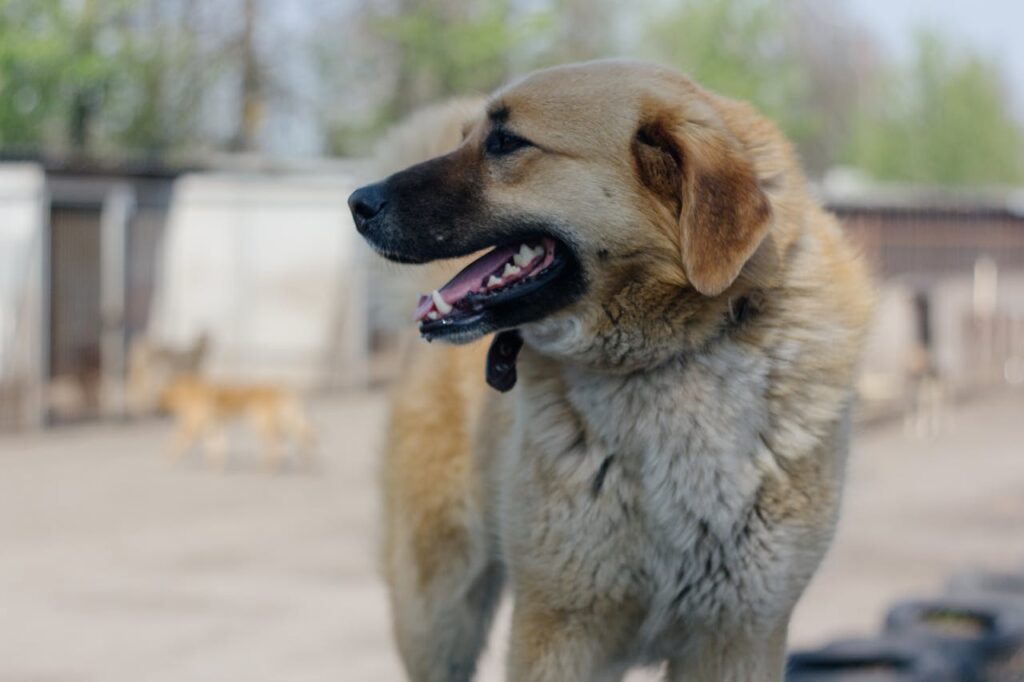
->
<box><xmin>516</xmin><ymin>310</ymin><xmax>773</xmax><ymax>537</ymax></box>
<box><xmin>505</xmin><ymin>243</ymin><xmax>866</xmax><ymax>648</ymax></box>
<box><xmin>513</xmin><ymin>219</ymin><xmax>872</xmax><ymax>516</ymax></box>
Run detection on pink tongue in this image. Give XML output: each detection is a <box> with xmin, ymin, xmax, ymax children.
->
<box><xmin>413</xmin><ymin>245</ymin><xmax>517</xmax><ymax>321</ymax></box>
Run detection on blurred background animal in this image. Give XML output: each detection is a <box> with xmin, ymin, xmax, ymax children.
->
<box><xmin>127</xmin><ymin>333</ymin><xmax>315</xmax><ymax>471</ymax></box>
<box><xmin>126</xmin><ymin>333</ymin><xmax>210</xmax><ymax>416</ymax></box>
<box><xmin>160</xmin><ymin>374</ymin><xmax>315</xmax><ymax>472</ymax></box>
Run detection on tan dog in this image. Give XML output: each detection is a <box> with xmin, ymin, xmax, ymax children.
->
<box><xmin>126</xmin><ymin>334</ymin><xmax>209</xmax><ymax>416</ymax></box>
<box><xmin>350</xmin><ymin>61</ymin><xmax>874</xmax><ymax>682</ymax></box>
<box><xmin>161</xmin><ymin>375</ymin><xmax>314</xmax><ymax>471</ymax></box>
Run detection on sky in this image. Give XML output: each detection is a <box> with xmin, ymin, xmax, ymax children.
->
<box><xmin>844</xmin><ymin>0</ymin><xmax>1024</xmax><ymax>114</ymax></box>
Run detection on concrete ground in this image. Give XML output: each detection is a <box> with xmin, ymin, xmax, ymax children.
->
<box><xmin>1</xmin><ymin>389</ymin><xmax>1023</xmax><ymax>682</ymax></box>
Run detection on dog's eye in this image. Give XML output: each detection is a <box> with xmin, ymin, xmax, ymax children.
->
<box><xmin>485</xmin><ymin>128</ymin><xmax>532</xmax><ymax>156</ymax></box>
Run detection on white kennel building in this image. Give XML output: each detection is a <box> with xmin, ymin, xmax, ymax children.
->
<box><xmin>149</xmin><ymin>170</ymin><xmax>368</xmax><ymax>389</ymax></box>
<box><xmin>0</xmin><ymin>164</ymin><xmax>47</xmax><ymax>429</ymax></box>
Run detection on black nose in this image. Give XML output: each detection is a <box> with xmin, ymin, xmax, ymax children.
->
<box><xmin>348</xmin><ymin>182</ymin><xmax>388</xmax><ymax>234</ymax></box>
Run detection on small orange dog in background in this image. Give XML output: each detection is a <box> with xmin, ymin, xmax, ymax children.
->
<box><xmin>160</xmin><ymin>374</ymin><xmax>315</xmax><ymax>472</ymax></box>
<box><xmin>127</xmin><ymin>335</ymin><xmax>316</xmax><ymax>472</ymax></box>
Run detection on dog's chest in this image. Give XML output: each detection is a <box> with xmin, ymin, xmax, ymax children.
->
<box><xmin>513</xmin><ymin>343</ymin><xmax>798</xmax><ymax>634</ymax></box>
<box><xmin>565</xmin><ymin>343</ymin><xmax>770</xmax><ymax>541</ymax></box>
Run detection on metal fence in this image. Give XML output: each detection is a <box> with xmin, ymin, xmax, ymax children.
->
<box><xmin>1</xmin><ymin>163</ymin><xmax>370</xmax><ymax>431</ymax></box>
<box><xmin>45</xmin><ymin>174</ymin><xmax>173</xmax><ymax>425</ymax></box>
<box><xmin>832</xmin><ymin>193</ymin><xmax>1024</xmax><ymax>416</ymax></box>
<box><xmin>0</xmin><ymin>165</ymin><xmax>177</xmax><ymax>430</ymax></box>
<box><xmin>836</xmin><ymin>205</ymin><xmax>1024</xmax><ymax>280</ymax></box>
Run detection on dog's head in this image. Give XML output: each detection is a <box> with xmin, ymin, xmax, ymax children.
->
<box><xmin>349</xmin><ymin>61</ymin><xmax>793</xmax><ymax>368</ymax></box>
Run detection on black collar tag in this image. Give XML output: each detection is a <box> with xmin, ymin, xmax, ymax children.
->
<box><xmin>486</xmin><ymin>330</ymin><xmax>524</xmax><ymax>392</ymax></box>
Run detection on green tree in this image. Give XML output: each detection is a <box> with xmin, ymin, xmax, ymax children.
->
<box><xmin>641</xmin><ymin>0</ymin><xmax>814</xmax><ymax>147</ymax></box>
<box><xmin>323</xmin><ymin>0</ymin><xmax>553</xmax><ymax>155</ymax></box>
<box><xmin>544</xmin><ymin>0</ymin><xmax>618</xmax><ymax>64</ymax></box>
<box><xmin>0</xmin><ymin>0</ymin><xmax>83</xmax><ymax>151</ymax></box>
<box><xmin>846</xmin><ymin>31</ymin><xmax>1023</xmax><ymax>185</ymax></box>
<box><xmin>0</xmin><ymin>0</ymin><xmax>226</xmax><ymax>158</ymax></box>
<box><xmin>0</xmin><ymin>0</ymin><xmax>150</xmax><ymax>155</ymax></box>
<box><xmin>110</xmin><ymin>0</ymin><xmax>216</xmax><ymax>156</ymax></box>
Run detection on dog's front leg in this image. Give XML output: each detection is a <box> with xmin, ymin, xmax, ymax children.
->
<box><xmin>388</xmin><ymin>552</ymin><xmax>503</xmax><ymax>682</ymax></box>
<box><xmin>665</xmin><ymin>622</ymin><xmax>788</xmax><ymax>682</ymax></box>
<box><xmin>202</xmin><ymin>426</ymin><xmax>230</xmax><ymax>471</ymax></box>
<box><xmin>507</xmin><ymin>602</ymin><xmax>627</xmax><ymax>682</ymax></box>
<box><xmin>166</xmin><ymin>408</ymin><xmax>205</xmax><ymax>463</ymax></box>
<box><xmin>167</xmin><ymin>422</ymin><xmax>198</xmax><ymax>462</ymax></box>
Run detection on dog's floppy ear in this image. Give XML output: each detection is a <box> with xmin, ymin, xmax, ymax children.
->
<box><xmin>635</xmin><ymin>112</ymin><xmax>772</xmax><ymax>296</ymax></box>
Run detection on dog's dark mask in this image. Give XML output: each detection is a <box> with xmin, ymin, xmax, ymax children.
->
<box><xmin>348</xmin><ymin>145</ymin><xmax>585</xmax><ymax>385</ymax></box>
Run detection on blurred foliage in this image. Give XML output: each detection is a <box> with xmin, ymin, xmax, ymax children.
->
<box><xmin>0</xmin><ymin>0</ymin><xmax>1022</xmax><ymax>186</ymax></box>
<box><xmin>110</xmin><ymin>5</ymin><xmax>212</xmax><ymax>155</ymax></box>
<box><xmin>0</xmin><ymin>0</ymin><xmax>117</xmax><ymax>152</ymax></box>
<box><xmin>325</xmin><ymin>0</ymin><xmax>622</xmax><ymax>155</ymax></box>
<box><xmin>324</xmin><ymin>0</ymin><xmax>555</xmax><ymax>155</ymax></box>
<box><xmin>845</xmin><ymin>31</ymin><xmax>1023</xmax><ymax>185</ymax></box>
<box><xmin>641</xmin><ymin>0</ymin><xmax>874</xmax><ymax>176</ymax></box>
<box><xmin>331</xmin><ymin>0</ymin><xmax>1024</xmax><ymax>185</ymax></box>
<box><xmin>372</xmin><ymin>0</ymin><xmax>544</xmax><ymax>106</ymax></box>
<box><xmin>0</xmin><ymin>0</ymin><xmax>235</xmax><ymax>158</ymax></box>
<box><xmin>644</xmin><ymin>0</ymin><xmax>814</xmax><ymax>144</ymax></box>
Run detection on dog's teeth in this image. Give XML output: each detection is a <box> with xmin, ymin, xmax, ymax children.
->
<box><xmin>533</xmin><ymin>245</ymin><xmax>545</xmax><ymax>259</ymax></box>
<box><xmin>487</xmin><ymin>275</ymin><xmax>502</xmax><ymax>288</ymax></box>
<box><xmin>503</xmin><ymin>263</ymin><xmax>521</xmax><ymax>277</ymax></box>
<box><xmin>427</xmin><ymin>311</ymin><xmax>439</xmax><ymax>320</ymax></box>
<box><xmin>431</xmin><ymin>290</ymin><xmax>452</xmax><ymax>315</ymax></box>
<box><xmin>513</xmin><ymin>244</ymin><xmax>534</xmax><ymax>267</ymax></box>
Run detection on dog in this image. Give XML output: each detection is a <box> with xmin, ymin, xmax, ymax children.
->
<box><xmin>126</xmin><ymin>334</ymin><xmax>210</xmax><ymax>416</ymax></box>
<box><xmin>349</xmin><ymin>60</ymin><xmax>874</xmax><ymax>681</ymax></box>
<box><xmin>160</xmin><ymin>374</ymin><xmax>315</xmax><ymax>472</ymax></box>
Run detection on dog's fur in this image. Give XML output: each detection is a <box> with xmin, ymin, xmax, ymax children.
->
<box><xmin>126</xmin><ymin>334</ymin><xmax>210</xmax><ymax>416</ymax></box>
<box><xmin>362</xmin><ymin>61</ymin><xmax>874</xmax><ymax>681</ymax></box>
<box><xmin>160</xmin><ymin>374</ymin><xmax>314</xmax><ymax>471</ymax></box>
<box><xmin>126</xmin><ymin>335</ymin><xmax>315</xmax><ymax>471</ymax></box>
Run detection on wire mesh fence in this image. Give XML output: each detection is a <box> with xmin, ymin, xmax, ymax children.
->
<box><xmin>835</xmin><ymin>195</ymin><xmax>1024</xmax><ymax>420</ymax></box>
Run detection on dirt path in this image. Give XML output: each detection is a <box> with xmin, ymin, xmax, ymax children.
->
<box><xmin>1</xmin><ymin>390</ymin><xmax>1022</xmax><ymax>681</ymax></box>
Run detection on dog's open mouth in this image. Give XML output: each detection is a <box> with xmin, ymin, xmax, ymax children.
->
<box><xmin>413</xmin><ymin>236</ymin><xmax>573</xmax><ymax>341</ymax></box>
